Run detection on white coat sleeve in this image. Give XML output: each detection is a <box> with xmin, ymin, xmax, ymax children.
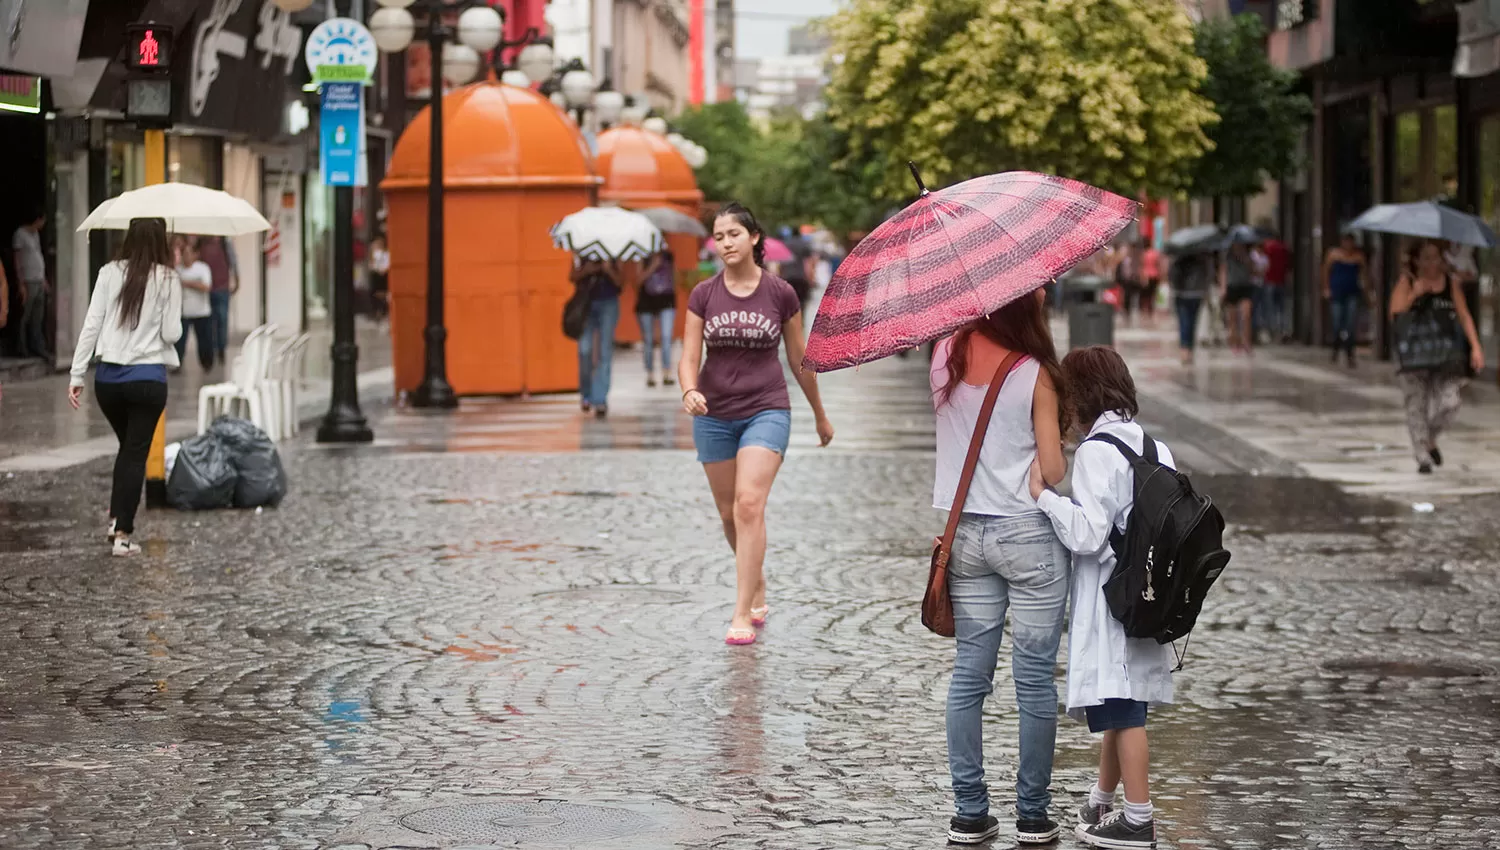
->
<box><xmin>69</xmin><ymin>272</ymin><xmax>111</xmax><ymax>387</ymax></box>
<box><xmin>159</xmin><ymin>269</ymin><xmax>184</xmax><ymax>346</ymax></box>
<box><xmin>1036</xmin><ymin>443</ymin><xmax>1121</xmax><ymax>557</ymax></box>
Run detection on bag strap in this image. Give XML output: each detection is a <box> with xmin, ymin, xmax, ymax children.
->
<box><xmin>1086</xmin><ymin>429</ymin><xmax>1159</xmax><ymax>465</ymax></box>
<box><xmin>937</xmin><ymin>351</ymin><xmax>1024</xmax><ymax>567</ymax></box>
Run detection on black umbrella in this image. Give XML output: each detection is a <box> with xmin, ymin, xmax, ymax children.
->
<box><xmin>1163</xmin><ymin>224</ymin><xmax>1224</xmax><ymax>256</ymax></box>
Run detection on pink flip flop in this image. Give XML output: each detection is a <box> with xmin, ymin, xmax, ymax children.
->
<box><xmin>724</xmin><ymin>626</ymin><xmax>757</xmax><ymax>646</ymax></box>
<box><xmin>750</xmin><ymin>605</ymin><xmax>770</xmax><ymax>628</ymax></box>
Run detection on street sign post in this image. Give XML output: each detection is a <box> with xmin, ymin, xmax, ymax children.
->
<box><xmin>319</xmin><ymin>80</ymin><xmax>363</xmax><ymax>187</ymax></box>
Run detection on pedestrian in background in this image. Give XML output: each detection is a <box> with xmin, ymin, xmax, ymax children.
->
<box><xmin>1322</xmin><ymin>233</ymin><xmax>1367</xmax><ymax>367</ymax></box>
<box><xmin>1257</xmin><ymin>224</ymin><xmax>1291</xmax><ymax>343</ymax></box>
<box><xmin>13</xmin><ymin>207</ymin><xmax>52</xmax><ymax>361</ymax></box>
<box><xmin>679</xmin><ymin>202</ymin><xmax>834</xmax><ymax>647</ymax></box>
<box><xmin>1169</xmin><ymin>253</ymin><xmax>1212</xmax><ymax>365</ymax></box>
<box><xmin>1113</xmin><ymin>242</ymin><xmax>1143</xmax><ymax>324</ymax></box>
<box><xmin>67</xmin><ymin>218</ymin><xmax>182</xmax><ymax>557</ymax></box>
<box><xmin>173</xmin><ymin>236</ymin><xmax>216</xmax><ymax>372</ymax></box>
<box><xmin>1389</xmin><ymin>239</ymin><xmax>1484</xmax><ymax>475</ymax></box>
<box><xmin>194</xmin><ymin>235</ymin><xmax>238</xmax><ymax>365</ymax></box>
<box><xmin>930</xmin><ymin>288</ymin><xmax>1070</xmax><ymax>847</ymax></box>
<box><xmin>1029</xmin><ymin>346</ymin><xmax>1175</xmax><ymax>850</ymax></box>
<box><xmin>571</xmin><ymin>257</ymin><xmax>624</xmax><ymax>417</ymax></box>
<box><xmin>1139</xmin><ymin>240</ymin><xmax>1162</xmax><ymax>323</ymax></box>
<box><xmin>636</xmin><ymin>248</ymin><xmax>677</xmax><ymax>387</ymax></box>
<box><xmin>1220</xmin><ymin>241</ymin><xmax>1258</xmax><ymax>356</ymax></box>
<box><xmin>369</xmin><ymin>233</ymin><xmax>391</xmax><ymax>321</ymax></box>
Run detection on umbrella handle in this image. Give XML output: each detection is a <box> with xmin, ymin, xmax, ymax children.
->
<box><xmin>907</xmin><ymin>162</ymin><xmax>929</xmax><ymax>197</ymax></box>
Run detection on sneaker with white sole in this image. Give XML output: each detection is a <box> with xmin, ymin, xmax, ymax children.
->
<box><xmin>1079</xmin><ymin>810</ymin><xmax>1155</xmax><ymax>849</ymax></box>
<box><xmin>1076</xmin><ymin>800</ymin><xmax>1113</xmax><ymax>837</ymax></box>
<box><xmin>947</xmin><ymin>814</ymin><xmax>1000</xmax><ymax>844</ymax></box>
<box><xmin>1016</xmin><ymin>816</ymin><xmax>1060</xmax><ymax>844</ymax></box>
<box><xmin>112</xmin><ymin>536</ymin><xmax>142</xmax><ymax>557</ymax></box>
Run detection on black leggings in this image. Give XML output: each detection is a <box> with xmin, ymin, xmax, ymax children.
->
<box><xmin>95</xmin><ymin>379</ymin><xmax>168</xmax><ymax>535</ymax></box>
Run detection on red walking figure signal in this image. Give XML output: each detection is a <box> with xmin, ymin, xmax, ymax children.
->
<box><xmin>126</xmin><ymin>22</ymin><xmax>173</xmax><ymax>73</ymax></box>
<box><xmin>139</xmin><ymin>30</ymin><xmax>159</xmax><ymax>66</ymax></box>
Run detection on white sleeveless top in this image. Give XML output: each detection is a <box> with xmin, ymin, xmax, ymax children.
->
<box><xmin>930</xmin><ymin>336</ymin><xmax>1042</xmax><ymax>516</ymax></box>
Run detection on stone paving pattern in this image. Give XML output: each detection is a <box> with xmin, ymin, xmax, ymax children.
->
<box><xmin>2</xmin><ymin>343</ymin><xmax>1499</xmax><ymax>849</ymax></box>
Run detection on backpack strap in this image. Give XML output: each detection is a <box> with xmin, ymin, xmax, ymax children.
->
<box><xmin>937</xmin><ymin>351</ymin><xmax>1024</xmax><ymax>565</ymax></box>
<box><xmin>1086</xmin><ymin>429</ymin><xmax>1159</xmax><ymax>465</ymax></box>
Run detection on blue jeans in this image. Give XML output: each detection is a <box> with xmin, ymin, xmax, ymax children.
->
<box><xmin>577</xmin><ymin>296</ymin><xmax>620</xmax><ymax>407</ymax></box>
<box><xmin>1175</xmin><ymin>296</ymin><xmax>1203</xmax><ymax>350</ymax></box>
<box><xmin>210</xmin><ymin>290</ymin><xmax>232</xmax><ymax>360</ymax></box>
<box><xmin>1329</xmin><ymin>294</ymin><xmax>1360</xmax><ymax>348</ymax></box>
<box><xmin>1256</xmin><ymin>286</ymin><xmax>1287</xmax><ymax>338</ymax></box>
<box><xmin>637</xmin><ymin>307</ymin><xmax>675</xmax><ymax>374</ymax></box>
<box><xmin>946</xmin><ymin>512</ymin><xmax>1070</xmax><ymax>822</ymax></box>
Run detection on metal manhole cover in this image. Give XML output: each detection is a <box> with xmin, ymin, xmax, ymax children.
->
<box><xmin>400</xmin><ymin>801</ymin><xmax>657</xmax><ymax>843</ymax></box>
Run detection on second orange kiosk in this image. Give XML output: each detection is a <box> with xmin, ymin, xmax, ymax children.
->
<box><xmin>382</xmin><ymin>82</ymin><xmax>601</xmax><ymax>396</ymax></box>
<box><xmin>592</xmin><ymin>126</ymin><xmax>706</xmax><ymax>344</ymax></box>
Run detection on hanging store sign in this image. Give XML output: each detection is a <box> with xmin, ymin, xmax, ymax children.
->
<box><xmin>0</xmin><ymin>73</ymin><xmax>40</xmax><ymax>114</ymax></box>
<box><xmin>304</xmin><ymin>17</ymin><xmax>377</xmax><ymax>83</ymax></box>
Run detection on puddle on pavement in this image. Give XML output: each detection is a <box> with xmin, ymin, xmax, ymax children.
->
<box><xmin>1190</xmin><ymin>474</ymin><xmax>1400</xmax><ymax>535</ymax></box>
<box><xmin>1321</xmin><ymin>658</ymin><xmax>1488</xmax><ymax>678</ymax></box>
<box><xmin>0</xmin><ymin>499</ymin><xmax>69</xmax><ymax>553</ymax></box>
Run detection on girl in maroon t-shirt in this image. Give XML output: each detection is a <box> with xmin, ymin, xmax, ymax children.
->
<box><xmin>679</xmin><ymin>203</ymin><xmax>835</xmax><ymax>646</ymax></box>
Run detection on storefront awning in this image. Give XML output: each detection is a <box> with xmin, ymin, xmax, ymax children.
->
<box><xmin>0</xmin><ymin>0</ymin><xmax>91</xmax><ymax>78</ymax></box>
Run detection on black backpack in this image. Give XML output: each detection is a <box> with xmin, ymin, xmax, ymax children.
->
<box><xmin>1086</xmin><ymin>432</ymin><xmax>1231</xmax><ymax>665</ymax></box>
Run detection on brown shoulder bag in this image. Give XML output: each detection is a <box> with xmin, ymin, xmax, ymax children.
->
<box><xmin>922</xmin><ymin>351</ymin><xmax>1024</xmax><ymax>637</ymax></box>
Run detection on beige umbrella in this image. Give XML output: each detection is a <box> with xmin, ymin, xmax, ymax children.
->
<box><xmin>77</xmin><ymin>183</ymin><xmax>271</xmax><ymax>236</ymax></box>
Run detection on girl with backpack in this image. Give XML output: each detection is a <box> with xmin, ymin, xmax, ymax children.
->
<box><xmin>1028</xmin><ymin>346</ymin><xmax>1176</xmax><ymax>850</ymax></box>
<box><xmin>636</xmin><ymin>249</ymin><xmax>677</xmax><ymax>387</ymax></box>
<box><xmin>930</xmin><ymin>288</ymin><xmax>1070</xmax><ymax>847</ymax></box>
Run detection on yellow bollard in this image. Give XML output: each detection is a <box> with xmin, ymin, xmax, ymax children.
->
<box><xmin>143</xmin><ymin>129</ymin><xmax>169</xmax><ymax>508</ymax></box>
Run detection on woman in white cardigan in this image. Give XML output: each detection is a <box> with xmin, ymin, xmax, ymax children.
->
<box><xmin>68</xmin><ymin>218</ymin><xmax>181</xmax><ymax>556</ymax></box>
<box><xmin>1029</xmin><ymin>346</ymin><xmax>1174</xmax><ymax>850</ymax></box>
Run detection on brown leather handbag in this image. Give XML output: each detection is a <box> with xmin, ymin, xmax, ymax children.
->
<box><xmin>922</xmin><ymin>351</ymin><xmax>1024</xmax><ymax>637</ymax></box>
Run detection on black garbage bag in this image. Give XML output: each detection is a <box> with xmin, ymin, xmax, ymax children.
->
<box><xmin>166</xmin><ymin>433</ymin><xmax>237</xmax><ymax>511</ymax></box>
<box><xmin>209</xmin><ymin>417</ymin><xmax>288</xmax><ymax>508</ymax></box>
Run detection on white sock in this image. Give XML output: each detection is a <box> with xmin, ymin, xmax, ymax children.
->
<box><xmin>1123</xmin><ymin>798</ymin><xmax>1153</xmax><ymax>826</ymax></box>
<box><xmin>1089</xmin><ymin>784</ymin><xmax>1114</xmax><ymax>808</ymax></box>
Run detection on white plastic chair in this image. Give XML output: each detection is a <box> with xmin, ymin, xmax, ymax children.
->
<box><xmin>278</xmin><ymin>335</ymin><xmax>311</xmax><ymax>438</ymax></box>
<box><xmin>198</xmin><ymin>325</ymin><xmax>277</xmax><ymax>435</ymax></box>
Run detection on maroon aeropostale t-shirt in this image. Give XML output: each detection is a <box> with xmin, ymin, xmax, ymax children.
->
<box><xmin>688</xmin><ymin>271</ymin><xmax>803</xmax><ymax>421</ymax></box>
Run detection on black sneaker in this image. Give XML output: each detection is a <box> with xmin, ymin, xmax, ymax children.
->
<box><xmin>1077</xmin><ymin>800</ymin><xmax>1112</xmax><ymax>832</ymax></box>
<box><xmin>1430</xmin><ymin>446</ymin><xmax>1443</xmax><ymax>467</ymax></box>
<box><xmin>947</xmin><ymin>814</ymin><xmax>1000</xmax><ymax>845</ymax></box>
<box><xmin>1418</xmin><ymin>460</ymin><xmax>1433</xmax><ymax>475</ymax></box>
<box><xmin>1080</xmin><ymin>811</ymin><xmax>1155</xmax><ymax>849</ymax></box>
<box><xmin>1016</xmin><ymin>816</ymin><xmax>1060</xmax><ymax>844</ymax></box>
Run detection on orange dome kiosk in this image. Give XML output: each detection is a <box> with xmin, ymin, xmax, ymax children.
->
<box><xmin>593</xmin><ymin>126</ymin><xmax>706</xmax><ymax>344</ymax></box>
<box><xmin>382</xmin><ymin>82</ymin><xmax>601</xmax><ymax>396</ymax></box>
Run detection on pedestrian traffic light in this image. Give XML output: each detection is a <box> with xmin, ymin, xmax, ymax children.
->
<box><xmin>125</xmin><ymin>22</ymin><xmax>174</xmax><ymax>128</ymax></box>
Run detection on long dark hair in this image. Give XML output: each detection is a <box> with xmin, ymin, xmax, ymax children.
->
<box><xmin>936</xmin><ymin>291</ymin><xmax>1070</xmax><ymax>435</ymax></box>
<box><xmin>115</xmin><ymin>218</ymin><xmax>171</xmax><ymax>330</ymax></box>
<box><xmin>715</xmin><ymin>202</ymin><xmax>766</xmax><ymax>267</ymax></box>
<box><xmin>1405</xmin><ymin>238</ymin><xmax>1444</xmax><ymax>278</ymax></box>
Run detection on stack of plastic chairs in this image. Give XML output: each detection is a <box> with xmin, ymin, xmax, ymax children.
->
<box><xmin>197</xmin><ymin>325</ymin><xmax>277</xmax><ymax>437</ymax></box>
<box><xmin>266</xmin><ymin>334</ymin><xmax>311</xmax><ymax>439</ymax></box>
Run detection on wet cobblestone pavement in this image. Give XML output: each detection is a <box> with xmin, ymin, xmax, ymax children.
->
<box><xmin>2</xmin><ymin>350</ymin><xmax>1499</xmax><ymax>849</ymax></box>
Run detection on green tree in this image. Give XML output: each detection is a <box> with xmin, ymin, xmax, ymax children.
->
<box><xmin>670</xmin><ymin>102</ymin><xmax>758</xmax><ymax>203</ymax></box>
<box><xmin>825</xmin><ymin>0</ymin><xmax>1218</xmax><ymax>199</ymax></box>
<box><xmin>1189</xmin><ymin>13</ymin><xmax>1312</xmax><ymax>199</ymax></box>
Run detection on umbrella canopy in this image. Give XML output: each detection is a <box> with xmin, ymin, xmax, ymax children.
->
<box><xmin>1224</xmin><ymin>223</ymin><xmax>1262</xmax><ymax>246</ymax></box>
<box><xmin>762</xmin><ymin>237</ymin><xmax>796</xmax><ymax>264</ymax></box>
<box><xmin>551</xmin><ymin>206</ymin><xmax>665</xmax><ymax>262</ymax></box>
<box><xmin>1162</xmin><ymin>224</ymin><xmax>1224</xmax><ymax>256</ymax></box>
<box><xmin>803</xmin><ymin>168</ymin><xmax>1136</xmax><ymax>372</ymax></box>
<box><xmin>77</xmin><ymin>183</ymin><xmax>270</xmax><ymax>236</ymax></box>
<box><xmin>635</xmin><ymin>206</ymin><xmax>707</xmax><ymax>238</ymax></box>
<box><xmin>1348</xmin><ymin>201</ymin><xmax>1497</xmax><ymax>248</ymax></box>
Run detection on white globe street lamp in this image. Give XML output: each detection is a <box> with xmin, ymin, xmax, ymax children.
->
<box><xmin>370</xmin><ymin>7</ymin><xmax>416</xmax><ymax>52</ymax></box>
<box><xmin>666</xmin><ymin>132</ymin><xmax>687</xmax><ymax>153</ymax></box>
<box><xmin>457</xmin><ymin>6</ymin><xmax>503</xmax><ymax>52</ymax></box>
<box><xmin>592</xmin><ymin>89</ymin><xmax>625</xmax><ymax>126</ymax></box>
<box><xmin>685</xmin><ymin>142</ymin><xmax>708</xmax><ymax>169</ymax></box>
<box><xmin>517</xmin><ymin>41</ymin><xmax>555</xmax><ymax>82</ymax></box>
<box><xmin>618</xmin><ymin>97</ymin><xmax>649</xmax><ymax>126</ymax></box>
<box><xmin>560</xmin><ymin>67</ymin><xmax>596</xmax><ymax>109</ymax></box>
<box><xmin>550</xmin><ymin>91</ymin><xmax>568</xmax><ymax>110</ymax></box>
<box><xmin>442</xmin><ymin>42</ymin><xmax>481</xmax><ymax>85</ymax></box>
<box><xmin>642</xmin><ymin>116</ymin><xmax>668</xmax><ymax>135</ymax></box>
<box><xmin>500</xmin><ymin>69</ymin><xmax>530</xmax><ymax>87</ymax></box>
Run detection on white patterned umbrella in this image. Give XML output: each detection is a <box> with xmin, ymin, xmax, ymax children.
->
<box><xmin>550</xmin><ymin>206</ymin><xmax>664</xmax><ymax>262</ymax></box>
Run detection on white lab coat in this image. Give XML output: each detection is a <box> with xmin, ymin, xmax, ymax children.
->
<box><xmin>1036</xmin><ymin>412</ymin><xmax>1176</xmax><ymax>720</ymax></box>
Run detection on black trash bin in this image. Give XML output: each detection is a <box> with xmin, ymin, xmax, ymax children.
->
<box><xmin>1060</xmin><ymin>273</ymin><xmax>1115</xmax><ymax>350</ymax></box>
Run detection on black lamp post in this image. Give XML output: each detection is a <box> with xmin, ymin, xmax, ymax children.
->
<box><xmin>369</xmin><ymin>0</ymin><xmax>531</xmax><ymax>409</ymax></box>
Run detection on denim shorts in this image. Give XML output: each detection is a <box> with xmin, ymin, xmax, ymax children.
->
<box><xmin>693</xmin><ymin>409</ymin><xmax>791</xmax><ymax>463</ymax></box>
<box><xmin>1084</xmin><ymin>698</ymin><xmax>1149</xmax><ymax>733</ymax></box>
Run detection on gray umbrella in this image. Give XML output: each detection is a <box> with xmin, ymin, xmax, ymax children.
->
<box><xmin>1224</xmin><ymin>223</ymin><xmax>1263</xmax><ymax>246</ymax></box>
<box><xmin>1163</xmin><ymin>224</ymin><xmax>1224</xmax><ymax>256</ymax></box>
<box><xmin>1348</xmin><ymin>201</ymin><xmax>1497</xmax><ymax>248</ymax></box>
<box><xmin>635</xmin><ymin>207</ymin><xmax>708</xmax><ymax>238</ymax></box>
